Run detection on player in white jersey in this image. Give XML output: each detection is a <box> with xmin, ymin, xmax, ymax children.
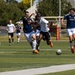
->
<box><xmin>6</xmin><ymin>20</ymin><xmax>16</xmax><ymax>45</ymax></box>
<box><xmin>36</xmin><ymin>14</ymin><xmax>53</xmax><ymax>47</ymax></box>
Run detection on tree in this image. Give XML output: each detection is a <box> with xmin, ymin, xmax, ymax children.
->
<box><xmin>22</xmin><ymin>0</ymin><xmax>34</xmax><ymax>4</ymax></box>
<box><xmin>38</xmin><ymin>0</ymin><xmax>72</xmax><ymax>16</ymax></box>
<box><xmin>5</xmin><ymin>0</ymin><xmax>18</xmax><ymax>3</ymax></box>
<box><xmin>17</xmin><ymin>0</ymin><xmax>34</xmax><ymax>11</ymax></box>
<box><xmin>0</xmin><ymin>0</ymin><xmax>23</xmax><ymax>26</ymax></box>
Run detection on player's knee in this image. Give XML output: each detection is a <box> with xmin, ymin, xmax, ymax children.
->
<box><xmin>32</xmin><ymin>35</ymin><xmax>36</xmax><ymax>40</ymax></box>
<box><xmin>8</xmin><ymin>36</ymin><xmax>11</xmax><ymax>39</ymax></box>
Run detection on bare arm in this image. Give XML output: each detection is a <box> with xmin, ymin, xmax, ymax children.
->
<box><xmin>26</xmin><ymin>13</ymin><xmax>35</xmax><ymax>21</ymax></box>
<box><xmin>61</xmin><ymin>18</ymin><xmax>65</xmax><ymax>25</ymax></box>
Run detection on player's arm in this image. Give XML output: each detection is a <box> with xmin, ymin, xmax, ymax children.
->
<box><xmin>26</xmin><ymin>13</ymin><xmax>35</xmax><ymax>21</ymax></box>
<box><xmin>13</xmin><ymin>25</ymin><xmax>16</xmax><ymax>32</ymax></box>
<box><xmin>6</xmin><ymin>25</ymin><xmax>8</xmax><ymax>31</ymax></box>
<box><xmin>61</xmin><ymin>18</ymin><xmax>65</xmax><ymax>25</ymax></box>
<box><xmin>61</xmin><ymin>14</ymin><xmax>68</xmax><ymax>25</ymax></box>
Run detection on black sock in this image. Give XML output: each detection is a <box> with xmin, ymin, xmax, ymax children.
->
<box><xmin>9</xmin><ymin>38</ymin><xmax>11</xmax><ymax>43</ymax></box>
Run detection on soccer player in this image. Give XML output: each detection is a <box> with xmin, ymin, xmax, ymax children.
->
<box><xmin>16</xmin><ymin>24</ymin><xmax>21</xmax><ymax>42</ymax></box>
<box><xmin>6</xmin><ymin>20</ymin><xmax>16</xmax><ymax>45</ymax></box>
<box><xmin>34</xmin><ymin>12</ymin><xmax>41</xmax><ymax>51</ymax></box>
<box><xmin>62</xmin><ymin>8</ymin><xmax>75</xmax><ymax>53</ymax></box>
<box><xmin>22</xmin><ymin>11</ymin><xmax>38</xmax><ymax>54</ymax></box>
<box><xmin>36</xmin><ymin>14</ymin><xmax>53</xmax><ymax>47</ymax></box>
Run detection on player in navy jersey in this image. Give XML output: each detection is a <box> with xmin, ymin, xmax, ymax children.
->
<box><xmin>62</xmin><ymin>8</ymin><xmax>75</xmax><ymax>53</ymax></box>
<box><xmin>22</xmin><ymin>11</ymin><xmax>38</xmax><ymax>54</ymax></box>
<box><xmin>16</xmin><ymin>24</ymin><xmax>21</xmax><ymax>42</ymax></box>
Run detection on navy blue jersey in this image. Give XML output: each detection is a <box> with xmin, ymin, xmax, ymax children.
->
<box><xmin>64</xmin><ymin>14</ymin><xmax>75</xmax><ymax>29</ymax></box>
<box><xmin>16</xmin><ymin>25</ymin><xmax>21</xmax><ymax>33</ymax></box>
<box><xmin>36</xmin><ymin>26</ymin><xmax>41</xmax><ymax>30</ymax></box>
<box><xmin>22</xmin><ymin>17</ymin><xmax>33</xmax><ymax>33</ymax></box>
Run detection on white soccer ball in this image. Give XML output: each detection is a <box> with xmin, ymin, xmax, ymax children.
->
<box><xmin>56</xmin><ymin>49</ymin><xmax>62</xmax><ymax>55</ymax></box>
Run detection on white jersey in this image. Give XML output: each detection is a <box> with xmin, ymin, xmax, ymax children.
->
<box><xmin>39</xmin><ymin>17</ymin><xmax>49</xmax><ymax>32</ymax></box>
<box><xmin>7</xmin><ymin>24</ymin><xmax>15</xmax><ymax>33</ymax></box>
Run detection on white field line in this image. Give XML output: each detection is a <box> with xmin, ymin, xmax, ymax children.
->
<box><xmin>0</xmin><ymin>48</ymin><xmax>69</xmax><ymax>54</ymax></box>
<box><xmin>0</xmin><ymin>64</ymin><xmax>75</xmax><ymax>75</ymax></box>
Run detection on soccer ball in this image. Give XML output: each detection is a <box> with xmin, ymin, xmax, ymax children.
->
<box><xmin>56</xmin><ymin>49</ymin><xmax>62</xmax><ymax>55</ymax></box>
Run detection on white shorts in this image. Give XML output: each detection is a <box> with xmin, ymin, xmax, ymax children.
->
<box><xmin>66</xmin><ymin>28</ymin><xmax>75</xmax><ymax>36</ymax></box>
<box><xmin>16</xmin><ymin>33</ymin><xmax>21</xmax><ymax>36</ymax></box>
<box><xmin>24</xmin><ymin>31</ymin><xmax>35</xmax><ymax>42</ymax></box>
<box><xmin>35</xmin><ymin>29</ymin><xmax>40</xmax><ymax>36</ymax></box>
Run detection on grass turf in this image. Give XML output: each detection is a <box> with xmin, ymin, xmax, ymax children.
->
<box><xmin>0</xmin><ymin>40</ymin><xmax>75</xmax><ymax>72</ymax></box>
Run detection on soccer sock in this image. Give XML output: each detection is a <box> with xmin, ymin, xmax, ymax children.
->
<box><xmin>12</xmin><ymin>38</ymin><xmax>14</xmax><ymax>43</ymax></box>
<box><xmin>32</xmin><ymin>40</ymin><xmax>37</xmax><ymax>51</ymax></box>
<box><xmin>36</xmin><ymin>40</ymin><xmax>40</xmax><ymax>50</ymax></box>
<box><xmin>18</xmin><ymin>38</ymin><xmax>20</xmax><ymax>42</ymax></box>
<box><xmin>9</xmin><ymin>38</ymin><xmax>11</xmax><ymax>43</ymax></box>
<box><xmin>70</xmin><ymin>41</ymin><xmax>72</xmax><ymax>48</ymax></box>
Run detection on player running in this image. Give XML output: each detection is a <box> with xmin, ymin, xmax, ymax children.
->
<box><xmin>22</xmin><ymin>11</ymin><xmax>38</xmax><ymax>54</ymax></box>
<box><xmin>62</xmin><ymin>8</ymin><xmax>75</xmax><ymax>53</ymax></box>
<box><xmin>6</xmin><ymin>20</ymin><xmax>16</xmax><ymax>46</ymax></box>
<box><xmin>36</xmin><ymin>14</ymin><xmax>53</xmax><ymax>47</ymax></box>
<box><xmin>34</xmin><ymin>12</ymin><xmax>41</xmax><ymax>51</ymax></box>
<box><xmin>16</xmin><ymin>24</ymin><xmax>21</xmax><ymax>42</ymax></box>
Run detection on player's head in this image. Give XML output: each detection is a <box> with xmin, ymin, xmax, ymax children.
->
<box><xmin>36</xmin><ymin>13</ymin><xmax>41</xmax><ymax>21</ymax></box>
<box><xmin>25</xmin><ymin>11</ymin><xmax>29</xmax><ymax>17</ymax></box>
<box><xmin>70</xmin><ymin>8</ymin><xmax>75</xmax><ymax>16</ymax></box>
<box><xmin>9</xmin><ymin>20</ymin><xmax>12</xmax><ymax>24</ymax></box>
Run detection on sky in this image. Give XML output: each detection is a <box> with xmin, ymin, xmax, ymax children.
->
<box><xmin>16</xmin><ymin>0</ymin><xmax>22</xmax><ymax>2</ymax></box>
<box><xmin>16</xmin><ymin>0</ymin><xmax>38</xmax><ymax>3</ymax></box>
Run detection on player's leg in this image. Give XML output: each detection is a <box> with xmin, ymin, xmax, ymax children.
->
<box><xmin>8</xmin><ymin>33</ymin><xmax>11</xmax><ymax>45</ymax></box>
<box><xmin>72</xmin><ymin>28</ymin><xmax>75</xmax><ymax>49</ymax></box>
<box><xmin>73</xmin><ymin>34</ymin><xmax>75</xmax><ymax>48</ymax></box>
<box><xmin>24</xmin><ymin>32</ymin><xmax>38</xmax><ymax>54</ymax></box>
<box><xmin>24</xmin><ymin>33</ymin><xmax>32</xmax><ymax>47</ymax></box>
<box><xmin>44</xmin><ymin>32</ymin><xmax>53</xmax><ymax>47</ymax></box>
<box><xmin>67</xmin><ymin>29</ymin><xmax>74</xmax><ymax>53</ymax></box>
<box><xmin>11</xmin><ymin>33</ymin><xmax>14</xmax><ymax>44</ymax></box>
<box><xmin>36</xmin><ymin>29</ymin><xmax>41</xmax><ymax>51</ymax></box>
<box><xmin>69</xmin><ymin>35</ymin><xmax>74</xmax><ymax>53</ymax></box>
<box><xmin>31</xmin><ymin>32</ymin><xmax>38</xmax><ymax>54</ymax></box>
<box><xmin>17</xmin><ymin>33</ymin><xmax>21</xmax><ymax>42</ymax></box>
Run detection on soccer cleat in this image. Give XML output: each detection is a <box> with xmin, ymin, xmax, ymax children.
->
<box><xmin>50</xmin><ymin>41</ymin><xmax>53</xmax><ymax>47</ymax></box>
<box><xmin>9</xmin><ymin>43</ymin><xmax>11</xmax><ymax>46</ymax></box>
<box><xmin>71</xmin><ymin>47</ymin><xmax>74</xmax><ymax>53</ymax></box>
<box><xmin>33</xmin><ymin>50</ymin><xmax>38</xmax><ymax>54</ymax></box>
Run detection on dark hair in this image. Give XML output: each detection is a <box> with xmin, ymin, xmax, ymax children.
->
<box><xmin>70</xmin><ymin>8</ymin><xmax>75</xmax><ymax>12</ymax></box>
<box><xmin>36</xmin><ymin>13</ymin><xmax>41</xmax><ymax>17</ymax></box>
<box><xmin>23</xmin><ymin>9</ymin><xmax>29</xmax><ymax>13</ymax></box>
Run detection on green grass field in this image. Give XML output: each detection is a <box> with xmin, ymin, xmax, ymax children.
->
<box><xmin>0</xmin><ymin>37</ymin><xmax>75</xmax><ymax>73</ymax></box>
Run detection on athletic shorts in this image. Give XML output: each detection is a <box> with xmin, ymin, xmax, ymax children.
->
<box><xmin>35</xmin><ymin>29</ymin><xmax>40</xmax><ymax>36</ymax></box>
<box><xmin>16</xmin><ymin>33</ymin><xmax>21</xmax><ymax>36</ymax></box>
<box><xmin>40</xmin><ymin>31</ymin><xmax>50</xmax><ymax>40</ymax></box>
<box><xmin>8</xmin><ymin>33</ymin><xmax>14</xmax><ymax>37</ymax></box>
<box><xmin>24</xmin><ymin>31</ymin><xmax>35</xmax><ymax>42</ymax></box>
<box><xmin>66</xmin><ymin>28</ymin><xmax>75</xmax><ymax>36</ymax></box>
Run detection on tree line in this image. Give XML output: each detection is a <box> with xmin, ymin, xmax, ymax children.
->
<box><xmin>0</xmin><ymin>0</ymin><xmax>72</xmax><ymax>26</ymax></box>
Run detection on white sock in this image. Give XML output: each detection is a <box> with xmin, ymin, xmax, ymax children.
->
<box><xmin>32</xmin><ymin>40</ymin><xmax>37</xmax><ymax>51</ymax></box>
<box><xmin>18</xmin><ymin>38</ymin><xmax>20</xmax><ymax>42</ymax></box>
